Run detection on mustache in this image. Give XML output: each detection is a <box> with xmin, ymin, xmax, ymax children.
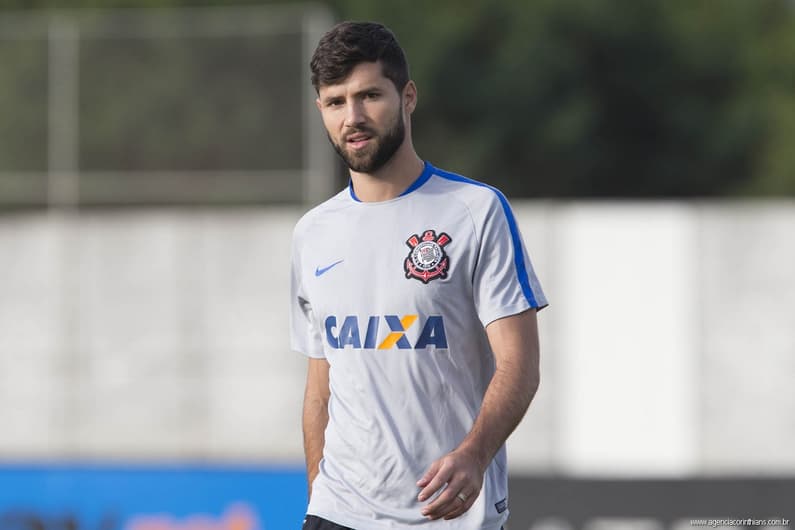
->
<box><xmin>343</xmin><ymin>127</ymin><xmax>376</xmax><ymax>141</ymax></box>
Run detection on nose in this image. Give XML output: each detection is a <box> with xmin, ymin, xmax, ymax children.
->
<box><xmin>344</xmin><ymin>99</ymin><xmax>366</xmax><ymax>128</ymax></box>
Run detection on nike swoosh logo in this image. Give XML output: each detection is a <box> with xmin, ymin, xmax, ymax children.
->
<box><xmin>315</xmin><ymin>259</ymin><xmax>344</xmax><ymax>277</ymax></box>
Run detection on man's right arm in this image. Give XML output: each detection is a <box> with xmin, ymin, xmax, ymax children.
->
<box><xmin>303</xmin><ymin>357</ymin><xmax>330</xmax><ymax>500</ymax></box>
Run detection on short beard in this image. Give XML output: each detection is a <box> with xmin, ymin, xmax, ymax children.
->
<box><xmin>329</xmin><ymin>109</ymin><xmax>406</xmax><ymax>174</ymax></box>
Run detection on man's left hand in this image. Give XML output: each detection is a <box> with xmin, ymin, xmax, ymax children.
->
<box><xmin>416</xmin><ymin>447</ymin><xmax>485</xmax><ymax>520</ymax></box>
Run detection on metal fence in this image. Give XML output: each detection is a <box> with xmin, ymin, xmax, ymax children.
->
<box><xmin>0</xmin><ymin>6</ymin><xmax>335</xmax><ymax>207</ymax></box>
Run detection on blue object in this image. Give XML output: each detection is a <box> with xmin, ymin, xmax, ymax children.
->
<box><xmin>0</xmin><ymin>463</ymin><xmax>307</xmax><ymax>530</ymax></box>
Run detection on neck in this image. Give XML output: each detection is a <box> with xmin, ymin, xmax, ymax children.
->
<box><xmin>349</xmin><ymin>143</ymin><xmax>424</xmax><ymax>202</ymax></box>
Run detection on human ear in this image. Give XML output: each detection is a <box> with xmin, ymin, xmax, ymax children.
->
<box><xmin>403</xmin><ymin>81</ymin><xmax>418</xmax><ymax>113</ymax></box>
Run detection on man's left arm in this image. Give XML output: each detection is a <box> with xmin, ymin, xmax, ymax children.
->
<box><xmin>416</xmin><ymin>308</ymin><xmax>540</xmax><ymax>520</ymax></box>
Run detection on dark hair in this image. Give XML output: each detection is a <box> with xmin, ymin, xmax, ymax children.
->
<box><xmin>310</xmin><ymin>21</ymin><xmax>410</xmax><ymax>93</ymax></box>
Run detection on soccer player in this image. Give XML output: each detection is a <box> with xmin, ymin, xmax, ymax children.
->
<box><xmin>291</xmin><ymin>21</ymin><xmax>547</xmax><ymax>530</ymax></box>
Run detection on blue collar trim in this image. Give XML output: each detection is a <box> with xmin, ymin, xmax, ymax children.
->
<box><xmin>348</xmin><ymin>161</ymin><xmax>433</xmax><ymax>202</ymax></box>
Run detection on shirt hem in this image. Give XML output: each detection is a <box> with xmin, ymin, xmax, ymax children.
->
<box><xmin>306</xmin><ymin>508</ymin><xmax>506</xmax><ymax>530</ymax></box>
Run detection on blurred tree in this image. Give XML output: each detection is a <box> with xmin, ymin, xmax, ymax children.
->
<box><xmin>78</xmin><ymin>31</ymin><xmax>303</xmax><ymax>171</ymax></box>
<box><xmin>1</xmin><ymin>0</ymin><xmax>794</xmax><ymax>197</ymax></box>
<box><xmin>0</xmin><ymin>38</ymin><xmax>48</xmax><ymax>171</ymax></box>
<box><xmin>327</xmin><ymin>0</ymin><xmax>795</xmax><ymax>197</ymax></box>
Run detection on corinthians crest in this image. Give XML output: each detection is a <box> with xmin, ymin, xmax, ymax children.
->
<box><xmin>404</xmin><ymin>229</ymin><xmax>452</xmax><ymax>284</ymax></box>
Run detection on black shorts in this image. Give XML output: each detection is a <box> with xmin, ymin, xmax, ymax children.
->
<box><xmin>301</xmin><ymin>515</ymin><xmax>353</xmax><ymax>530</ymax></box>
<box><xmin>302</xmin><ymin>515</ymin><xmax>504</xmax><ymax>530</ymax></box>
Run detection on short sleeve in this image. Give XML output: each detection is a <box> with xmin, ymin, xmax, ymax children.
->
<box><xmin>472</xmin><ymin>190</ymin><xmax>548</xmax><ymax>327</ymax></box>
<box><xmin>289</xmin><ymin>236</ymin><xmax>326</xmax><ymax>358</ymax></box>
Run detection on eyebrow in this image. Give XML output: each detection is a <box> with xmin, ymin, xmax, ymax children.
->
<box><xmin>321</xmin><ymin>95</ymin><xmax>343</xmax><ymax>105</ymax></box>
<box><xmin>353</xmin><ymin>86</ymin><xmax>382</xmax><ymax>96</ymax></box>
<box><xmin>322</xmin><ymin>86</ymin><xmax>383</xmax><ymax>105</ymax></box>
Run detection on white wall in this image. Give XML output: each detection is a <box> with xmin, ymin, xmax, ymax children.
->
<box><xmin>0</xmin><ymin>203</ymin><xmax>793</xmax><ymax>476</ymax></box>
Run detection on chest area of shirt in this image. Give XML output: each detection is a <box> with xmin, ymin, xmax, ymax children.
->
<box><xmin>303</xmin><ymin>208</ymin><xmax>474</xmax><ymax>310</ymax></box>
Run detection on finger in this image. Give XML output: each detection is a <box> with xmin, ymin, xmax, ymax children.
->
<box><xmin>421</xmin><ymin>480</ymin><xmax>464</xmax><ymax>519</ymax></box>
<box><xmin>422</xmin><ymin>494</ymin><xmax>457</xmax><ymax>520</ymax></box>
<box><xmin>417</xmin><ymin>465</ymin><xmax>452</xmax><ymax>502</ymax></box>
<box><xmin>416</xmin><ymin>460</ymin><xmax>440</xmax><ymax>487</ymax></box>
<box><xmin>443</xmin><ymin>492</ymin><xmax>475</xmax><ymax>520</ymax></box>
<box><xmin>429</xmin><ymin>491</ymin><xmax>472</xmax><ymax>521</ymax></box>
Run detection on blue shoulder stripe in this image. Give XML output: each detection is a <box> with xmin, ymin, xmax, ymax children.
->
<box><xmin>429</xmin><ymin>163</ymin><xmax>540</xmax><ymax>308</ymax></box>
<box><xmin>399</xmin><ymin>160</ymin><xmax>434</xmax><ymax>196</ymax></box>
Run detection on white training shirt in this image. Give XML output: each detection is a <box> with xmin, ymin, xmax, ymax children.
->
<box><xmin>290</xmin><ymin>161</ymin><xmax>547</xmax><ymax>529</ymax></box>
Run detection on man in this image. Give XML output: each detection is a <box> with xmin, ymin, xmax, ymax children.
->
<box><xmin>291</xmin><ymin>21</ymin><xmax>547</xmax><ymax>530</ymax></box>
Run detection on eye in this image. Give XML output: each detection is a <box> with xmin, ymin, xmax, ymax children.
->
<box><xmin>365</xmin><ymin>92</ymin><xmax>380</xmax><ymax>100</ymax></box>
<box><xmin>326</xmin><ymin>98</ymin><xmax>344</xmax><ymax>107</ymax></box>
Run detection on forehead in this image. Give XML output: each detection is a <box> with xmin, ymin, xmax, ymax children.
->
<box><xmin>317</xmin><ymin>61</ymin><xmax>396</xmax><ymax>96</ymax></box>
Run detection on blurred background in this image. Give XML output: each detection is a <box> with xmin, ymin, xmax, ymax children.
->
<box><xmin>0</xmin><ymin>1</ymin><xmax>793</xmax><ymax>529</ymax></box>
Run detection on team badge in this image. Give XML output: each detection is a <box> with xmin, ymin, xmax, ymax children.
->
<box><xmin>404</xmin><ymin>229</ymin><xmax>452</xmax><ymax>284</ymax></box>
